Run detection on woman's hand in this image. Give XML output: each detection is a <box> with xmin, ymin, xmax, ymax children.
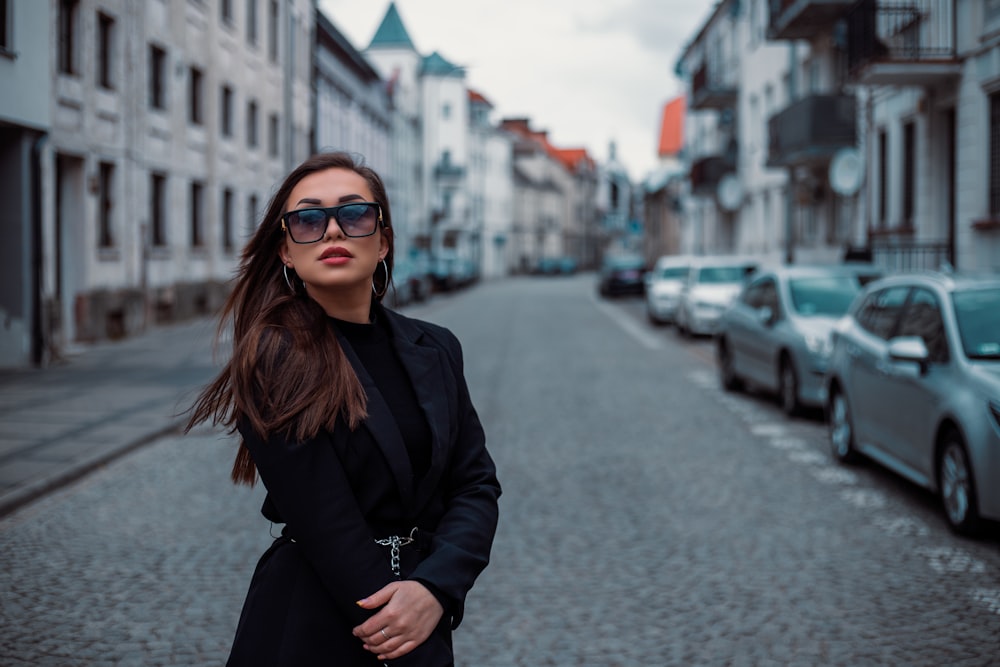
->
<box><xmin>353</xmin><ymin>580</ymin><xmax>444</xmax><ymax>661</ymax></box>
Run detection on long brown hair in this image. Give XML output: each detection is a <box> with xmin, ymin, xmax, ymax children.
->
<box><xmin>186</xmin><ymin>152</ymin><xmax>395</xmax><ymax>485</ymax></box>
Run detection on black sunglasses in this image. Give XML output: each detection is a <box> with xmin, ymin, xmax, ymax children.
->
<box><xmin>281</xmin><ymin>202</ymin><xmax>383</xmax><ymax>243</ymax></box>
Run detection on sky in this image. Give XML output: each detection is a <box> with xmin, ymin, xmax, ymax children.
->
<box><xmin>317</xmin><ymin>0</ymin><xmax>714</xmax><ymax>182</ymax></box>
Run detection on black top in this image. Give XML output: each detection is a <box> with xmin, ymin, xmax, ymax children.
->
<box><xmin>332</xmin><ymin>314</ymin><xmax>432</xmax><ymax>481</ymax></box>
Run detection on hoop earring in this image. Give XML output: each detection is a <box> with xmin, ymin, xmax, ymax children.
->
<box><xmin>372</xmin><ymin>259</ymin><xmax>388</xmax><ymax>298</ymax></box>
<box><xmin>283</xmin><ymin>265</ymin><xmax>295</xmax><ymax>292</ymax></box>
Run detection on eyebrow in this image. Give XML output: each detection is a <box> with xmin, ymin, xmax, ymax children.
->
<box><xmin>294</xmin><ymin>194</ymin><xmax>366</xmax><ymax>207</ymax></box>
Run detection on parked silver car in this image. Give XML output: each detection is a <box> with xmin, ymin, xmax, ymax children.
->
<box><xmin>825</xmin><ymin>271</ymin><xmax>1000</xmax><ymax>534</ymax></box>
<box><xmin>675</xmin><ymin>256</ymin><xmax>758</xmax><ymax>337</ymax></box>
<box><xmin>645</xmin><ymin>255</ymin><xmax>692</xmax><ymax>325</ymax></box>
<box><xmin>716</xmin><ymin>264</ymin><xmax>882</xmax><ymax>415</ymax></box>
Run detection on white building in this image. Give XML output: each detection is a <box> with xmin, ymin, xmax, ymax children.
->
<box><xmin>0</xmin><ymin>0</ymin><xmax>51</xmax><ymax>366</ymax></box>
<box><xmin>468</xmin><ymin>89</ymin><xmax>515</xmax><ymax>279</ymax></box>
<box><xmin>21</xmin><ymin>0</ymin><xmax>312</xmax><ymax>365</ymax></box>
<box><xmin>677</xmin><ymin>0</ymin><xmax>1000</xmax><ymax>273</ymax></box>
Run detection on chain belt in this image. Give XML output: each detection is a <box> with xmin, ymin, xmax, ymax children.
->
<box><xmin>374</xmin><ymin>527</ymin><xmax>418</xmax><ymax>578</ymax></box>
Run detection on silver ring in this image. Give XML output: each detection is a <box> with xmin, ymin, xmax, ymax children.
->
<box><xmin>381</xmin><ymin>628</ymin><xmax>390</xmax><ymax>640</ymax></box>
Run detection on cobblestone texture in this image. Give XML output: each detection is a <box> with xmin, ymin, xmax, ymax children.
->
<box><xmin>1</xmin><ymin>276</ymin><xmax>998</xmax><ymax>666</ymax></box>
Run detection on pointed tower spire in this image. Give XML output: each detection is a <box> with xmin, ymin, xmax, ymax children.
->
<box><xmin>368</xmin><ymin>2</ymin><xmax>416</xmax><ymax>50</ymax></box>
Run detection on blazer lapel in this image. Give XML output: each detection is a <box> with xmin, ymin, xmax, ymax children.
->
<box><xmin>334</xmin><ymin>328</ymin><xmax>416</xmax><ymax>506</ymax></box>
<box><xmin>385</xmin><ymin>312</ymin><xmax>451</xmax><ymax>511</ymax></box>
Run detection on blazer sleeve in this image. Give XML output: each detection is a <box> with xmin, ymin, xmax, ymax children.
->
<box><xmin>409</xmin><ymin>328</ymin><xmax>502</xmax><ymax>628</ymax></box>
<box><xmin>238</xmin><ymin>418</ymin><xmax>395</xmax><ymax>628</ymax></box>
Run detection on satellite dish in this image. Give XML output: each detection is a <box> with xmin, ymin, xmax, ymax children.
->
<box><xmin>829</xmin><ymin>147</ymin><xmax>863</xmax><ymax>196</ymax></box>
<box><xmin>717</xmin><ymin>173</ymin><xmax>742</xmax><ymax>211</ymax></box>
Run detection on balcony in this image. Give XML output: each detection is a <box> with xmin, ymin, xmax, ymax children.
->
<box><xmin>690</xmin><ymin>63</ymin><xmax>737</xmax><ymax>111</ymax></box>
<box><xmin>767</xmin><ymin>94</ymin><xmax>856</xmax><ymax>168</ymax></box>
<box><xmin>689</xmin><ymin>153</ymin><xmax>737</xmax><ymax>195</ymax></box>
<box><xmin>847</xmin><ymin>0</ymin><xmax>961</xmax><ymax>86</ymax></box>
<box><xmin>434</xmin><ymin>157</ymin><xmax>465</xmax><ymax>182</ymax></box>
<box><xmin>767</xmin><ymin>0</ymin><xmax>855</xmax><ymax>41</ymax></box>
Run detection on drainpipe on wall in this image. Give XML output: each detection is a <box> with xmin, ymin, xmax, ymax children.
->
<box><xmin>30</xmin><ymin>131</ymin><xmax>49</xmax><ymax>367</ymax></box>
<box><xmin>785</xmin><ymin>42</ymin><xmax>798</xmax><ymax>265</ymax></box>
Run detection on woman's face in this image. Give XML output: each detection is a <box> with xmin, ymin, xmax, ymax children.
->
<box><xmin>278</xmin><ymin>167</ymin><xmax>388</xmax><ymax>306</ymax></box>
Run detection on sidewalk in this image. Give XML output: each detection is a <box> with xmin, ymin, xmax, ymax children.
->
<box><xmin>0</xmin><ymin>316</ymin><xmax>223</xmax><ymax>518</ymax></box>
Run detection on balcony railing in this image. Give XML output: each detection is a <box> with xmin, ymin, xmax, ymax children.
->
<box><xmin>767</xmin><ymin>94</ymin><xmax>856</xmax><ymax>168</ymax></box>
<box><xmin>689</xmin><ymin>153</ymin><xmax>737</xmax><ymax>195</ymax></box>
<box><xmin>847</xmin><ymin>0</ymin><xmax>960</xmax><ymax>86</ymax></box>
<box><xmin>691</xmin><ymin>62</ymin><xmax>738</xmax><ymax>111</ymax></box>
<box><xmin>869</xmin><ymin>239</ymin><xmax>953</xmax><ymax>272</ymax></box>
<box><xmin>767</xmin><ymin>0</ymin><xmax>855</xmax><ymax>41</ymax></box>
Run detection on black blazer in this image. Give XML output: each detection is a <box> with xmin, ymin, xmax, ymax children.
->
<box><xmin>227</xmin><ymin>306</ymin><xmax>501</xmax><ymax>666</ymax></box>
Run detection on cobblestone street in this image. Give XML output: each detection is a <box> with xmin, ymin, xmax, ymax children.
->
<box><xmin>1</xmin><ymin>275</ymin><xmax>999</xmax><ymax>666</ymax></box>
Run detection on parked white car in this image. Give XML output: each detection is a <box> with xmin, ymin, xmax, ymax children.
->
<box><xmin>675</xmin><ymin>256</ymin><xmax>758</xmax><ymax>337</ymax></box>
<box><xmin>645</xmin><ymin>255</ymin><xmax>693</xmax><ymax>325</ymax></box>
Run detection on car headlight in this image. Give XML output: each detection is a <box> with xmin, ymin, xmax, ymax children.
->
<box><xmin>804</xmin><ymin>331</ymin><xmax>833</xmax><ymax>358</ymax></box>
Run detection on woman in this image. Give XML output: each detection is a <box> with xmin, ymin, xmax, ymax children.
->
<box><xmin>187</xmin><ymin>152</ymin><xmax>501</xmax><ymax>665</ymax></box>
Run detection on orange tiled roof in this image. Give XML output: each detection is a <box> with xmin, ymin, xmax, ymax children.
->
<box><xmin>499</xmin><ymin>118</ymin><xmax>594</xmax><ymax>172</ymax></box>
<box><xmin>658</xmin><ymin>95</ymin><xmax>685</xmax><ymax>157</ymax></box>
<box><xmin>468</xmin><ymin>88</ymin><xmax>493</xmax><ymax>107</ymax></box>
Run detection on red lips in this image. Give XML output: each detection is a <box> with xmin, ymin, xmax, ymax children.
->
<box><xmin>319</xmin><ymin>246</ymin><xmax>353</xmax><ymax>260</ymax></box>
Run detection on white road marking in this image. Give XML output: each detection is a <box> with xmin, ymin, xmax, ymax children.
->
<box><xmin>917</xmin><ymin>546</ymin><xmax>987</xmax><ymax>575</ymax></box>
<box><xmin>591</xmin><ymin>296</ymin><xmax>663</xmax><ymax>350</ymax></box>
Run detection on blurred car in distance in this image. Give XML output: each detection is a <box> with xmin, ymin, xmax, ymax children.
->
<box><xmin>674</xmin><ymin>256</ymin><xmax>759</xmax><ymax>337</ymax></box>
<box><xmin>824</xmin><ymin>270</ymin><xmax>1000</xmax><ymax>534</ymax></box>
<box><xmin>598</xmin><ymin>254</ymin><xmax>646</xmax><ymax>297</ymax></box>
<box><xmin>393</xmin><ymin>257</ymin><xmax>433</xmax><ymax>305</ymax></box>
<box><xmin>386</xmin><ymin>260</ymin><xmax>416</xmax><ymax>308</ymax></box>
<box><xmin>716</xmin><ymin>263</ymin><xmax>883</xmax><ymax>415</ymax></box>
<box><xmin>533</xmin><ymin>256</ymin><xmax>578</xmax><ymax>276</ymax></box>
<box><xmin>645</xmin><ymin>255</ymin><xmax>692</xmax><ymax>325</ymax></box>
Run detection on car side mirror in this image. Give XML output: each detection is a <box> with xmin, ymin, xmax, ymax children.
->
<box><xmin>888</xmin><ymin>336</ymin><xmax>930</xmax><ymax>375</ymax></box>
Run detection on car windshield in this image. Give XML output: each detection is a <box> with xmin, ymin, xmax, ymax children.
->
<box><xmin>656</xmin><ymin>266</ymin><xmax>688</xmax><ymax>279</ymax></box>
<box><xmin>952</xmin><ymin>287</ymin><xmax>1000</xmax><ymax>360</ymax></box>
<box><xmin>697</xmin><ymin>266</ymin><xmax>750</xmax><ymax>284</ymax></box>
<box><xmin>788</xmin><ymin>275</ymin><xmax>864</xmax><ymax>316</ymax></box>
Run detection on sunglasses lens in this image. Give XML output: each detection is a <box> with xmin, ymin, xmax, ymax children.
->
<box><xmin>286</xmin><ymin>208</ymin><xmax>328</xmax><ymax>243</ymax></box>
<box><xmin>336</xmin><ymin>203</ymin><xmax>378</xmax><ymax>237</ymax></box>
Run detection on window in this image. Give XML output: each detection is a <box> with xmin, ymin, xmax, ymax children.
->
<box><xmin>268</xmin><ymin>112</ymin><xmax>279</xmax><ymax>157</ymax></box>
<box><xmin>98</xmin><ymin>162</ymin><xmax>115</xmax><ymax>248</ymax></box>
<box><xmin>268</xmin><ymin>0</ymin><xmax>279</xmax><ymax>62</ymax></box>
<box><xmin>856</xmin><ymin>286</ymin><xmax>910</xmax><ymax>340</ymax></box>
<box><xmin>58</xmin><ymin>0</ymin><xmax>79</xmax><ymax>75</ymax></box>
<box><xmin>247</xmin><ymin>100</ymin><xmax>258</xmax><ymax>147</ymax></box>
<box><xmin>878</xmin><ymin>130</ymin><xmax>887</xmax><ymax>228</ymax></box>
<box><xmin>150</xmin><ymin>173</ymin><xmax>167</xmax><ymax>247</ymax></box>
<box><xmin>221</xmin><ymin>85</ymin><xmax>234</xmax><ymax>137</ymax></box>
<box><xmin>149</xmin><ymin>44</ymin><xmax>167</xmax><ymax>109</ymax></box>
<box><xmin>221</xmin><ymin>0</ymin><xmax>233</xmax><ymax>25</ymax></box>
<box><xmin>442</xmin><ymin>103</ymin><xmax>451</xmax><ymax>120</ymax></box>
<box><xmin>190</xmin><ymin>181</ymin><xmax>204</xmax><ymax>247</ymax></box>
<box><xmin>97</xmin><ymin>11</ymin><xmax>115</xmax><ymax>89</ymax></box>
<box><xmin>247</xmin><ymin>194</ymin><xmax>259</xmax><ymax>236</ymax></box>
<box><xmin>247</xmin><ymin>0</ymin><xmax>258</xmax><ymax>45</ymax></box>
<box><xmin>222</xmin><ymin>188</ymin><xmax>234</xmax><ymax>252</ymax></box>
<box><xmin>990</xmin><ymin>92</ymin><xmax>1000</xmax><ymax>217</ymax></box>
<box><xmin>1</xmin><ymin>0</ymin><xmax>12</xmax><ymax>54</ymax></box>
<box><xmin>898</xmin><ymin>288</ymin><xmax>948</xmax><ymax>363</ymax></box>
<box><xmin>189</xmin><ymin>67</ymin><xmax>204</xmax><ymax>125</ymax></box>
<box><xmin>902</xmin><ymin>120</ymin><xmax>915</xmax><ymax>227</ymax></box>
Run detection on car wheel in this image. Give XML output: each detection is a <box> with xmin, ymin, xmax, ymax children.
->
<box><xmin>717</xmin><ymin>339</ymin><xmax>742</xmax><ymax>392</ymax></box>
<box><xmin>828</xmin><ymin>386</ymin><xmax>858</xmax><ymax>464</ymax></box>
<box><xmin>938</xmin><ymin>430</ymin><xmax>980</xmax><ymax>535</ymax></box>
<box><xmin>778</xmin><ymin>356</ymin><xmax>801</xmax><ymax>417</ymax></box>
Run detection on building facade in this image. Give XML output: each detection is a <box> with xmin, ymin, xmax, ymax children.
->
<box><xmin>0</xmin><ymin>0</ymin><xmax>51</xmax><ymax>366</ymax></box>
<box><xmin>25</xmin><ymin>0</ymin><xmax>313</xmax><ymax>366</ymax></box>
